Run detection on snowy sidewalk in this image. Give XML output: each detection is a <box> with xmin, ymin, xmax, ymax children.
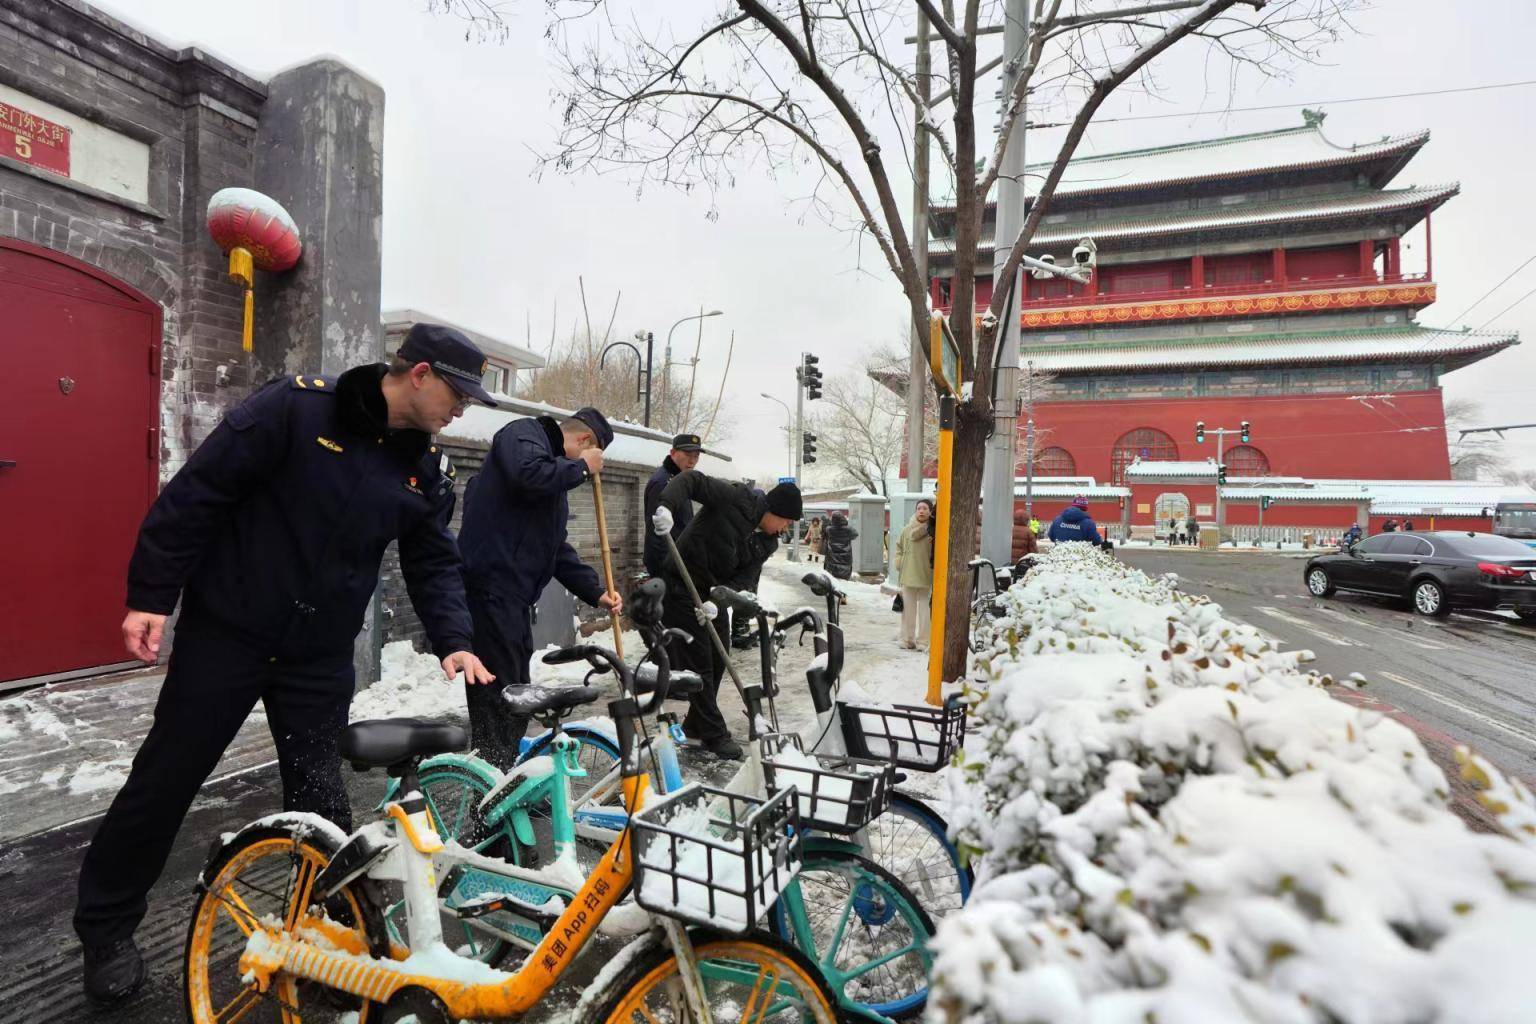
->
<box><xmin>0</xmin><ymin>668</ymin><xmax>278</xmax><ymax>842</ymax></box>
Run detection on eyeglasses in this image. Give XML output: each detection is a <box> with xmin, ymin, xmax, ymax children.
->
<box><xmin>434</xmin><ymin>371</ymin><xmax>472</xmax><ymax>412</ymax></box>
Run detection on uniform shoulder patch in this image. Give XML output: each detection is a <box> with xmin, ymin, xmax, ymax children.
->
<box><xmin>292</xmin><ymin>374</ymin><xmax>337</xmax><ymax>392</ymax></box>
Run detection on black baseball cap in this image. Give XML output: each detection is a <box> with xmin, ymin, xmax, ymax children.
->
<box><xmin>671</xmin><ymin>433</ymin><xmax>703</xmax><ymax>453</ymax></box>
<box><xmin>397</xmin><ymin>322</ymin><xmax>499</xmax><ymax>408</ymax></box>
<box><xmin>571</xmin><ymin>406</ymin><xmax>614</xmax><ymax>449</ymax></box>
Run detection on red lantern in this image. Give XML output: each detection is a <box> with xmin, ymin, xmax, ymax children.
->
<box><xmin>206</xmin><ymin>188</ymin><xmax>302</xmax><ymax>353</ymax></box>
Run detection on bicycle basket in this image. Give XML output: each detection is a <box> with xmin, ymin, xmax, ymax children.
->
<box><xmin>632</xmin><ymin>783</ymin><xmax>802</xmax><ymax>935</ymax></box>
<box><xmin>758</xmin><ymin>733</ymin><xmax>893</xmax><ymax>834</ymax></box>
<box><xmin>837</xmin><ymin>694</ymin><xmax>967</xmax><ymax>771</ymax></box>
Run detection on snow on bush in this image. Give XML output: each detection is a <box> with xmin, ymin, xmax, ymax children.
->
<box><xmin>929</xmin><ymin>543</ymin><xmax>1536</xmax><ymax>1024</ymax></box>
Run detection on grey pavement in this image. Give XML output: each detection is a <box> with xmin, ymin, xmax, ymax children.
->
<box><xmin>1119</xmin><ymin>547</ymin><xmax>1536</xmax><ymax>827</ymax></box>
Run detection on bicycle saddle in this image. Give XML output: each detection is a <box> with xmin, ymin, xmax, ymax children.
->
<box><xmin>501</xmin><ymin>683</ymin><xmax>602</xmax><ymax>717</ymax></box>
<box><xmin>628</xmin><ymin>577</ymin><xmax>667</xmax><ymax>628</ymax></box>
<box><xmin>632</xmin><ymin>662</ymin><xmax>704</xmax><ymax>697</ymax></box>
<box><xmin>338</xmin><ymin>718</ymin><xmax>467</xmax><ymax>770</ymax></box>
<box><xmin>708</xmin><ymin>585</ymin><xmax>761</xmax><ymax>617</ymax></box>
<box><xmin>800</xmin><ymin>572</ymin><xmax>842</xmax><ymax>598</ymax></box>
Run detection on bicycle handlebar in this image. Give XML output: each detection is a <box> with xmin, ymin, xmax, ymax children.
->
<box><xmin>800</xmin><ymin>571</ymin><xmax>844</xmax><ymax>600</ymax></box>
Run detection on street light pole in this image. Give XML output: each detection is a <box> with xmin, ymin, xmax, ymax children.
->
<box><xmin>663</xmin><ymin>309</ymin><xmax>724</xmax><ymax>425</ymax></box>
<box><xmin>761</xmin><ymin>393</ymin><xmax>793</xmax><ymax>477</ymax></box>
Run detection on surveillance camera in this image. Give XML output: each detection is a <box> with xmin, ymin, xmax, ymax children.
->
<box><xmin>1029</xmin><ymin>252</ymin><xmax>1058</xmax><ymax>280</ymax></box>
<box><xmin>1072</xmin><ymin>238</ymin><xmax>1097</xmax><ymax>268</ymax></box>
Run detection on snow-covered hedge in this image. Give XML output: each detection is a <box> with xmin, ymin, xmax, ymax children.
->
<box><xmin>930</xmin><ymin>544</ymin><xmax>1536</xmax><ymax>1024</ymax></box>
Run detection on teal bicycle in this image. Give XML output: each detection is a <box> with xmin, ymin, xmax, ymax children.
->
<box><xmin>382</xmin><ymin>578</ymin><xmax>936</xmax><ymax>1022</ymax></box>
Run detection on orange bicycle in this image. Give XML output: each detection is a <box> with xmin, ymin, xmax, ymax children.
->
<box><xmin>183</xmin><ymin>642</ymin><xmax>838</xmax><ymax>1023</ymax></box>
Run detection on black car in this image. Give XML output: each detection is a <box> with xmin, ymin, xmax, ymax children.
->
<box><xmin>1304</xmin><ymin>531</ymin><xmax>1536</xmax><ymax>620</ymax></box>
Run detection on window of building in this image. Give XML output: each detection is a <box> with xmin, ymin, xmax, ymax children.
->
<box><xmin>1099</xmin><ymin>259</ymin><xmax>1190</xmax><ymax>297</ymax></box>
<box><xmin>1204</xmin><ymin>252</ymin><xmax>1271</xmax><ymax>287</ymax></box>
<box><xmin>482</xmin><ymin>362</ymin><xmax>511</xmax><ymax>396</ymax></box>
<box><xmin>1224</xmin><ymin>444</ymin><xmax>1270</xmax><ymax>477</ymax></box>
<box><xmin>1032</xmin><ymin>446</ymin><xmax>1076</xmax><ymax>476</ymax></box>
<box><xmin>1111</xmin><ymin>427</ymin><xmax>1179</xmax><ymax>485</ymax></box>
<box><xmin>1286</xmin><ymin>244</ymin><xmax>1359</xmax><ymax>281</ymax></box>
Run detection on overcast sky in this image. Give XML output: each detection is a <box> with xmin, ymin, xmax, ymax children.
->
<box><xmin>102</xmin><ymin>0</ymin><xmax>1536</xmax><ymax>481</ymax></box>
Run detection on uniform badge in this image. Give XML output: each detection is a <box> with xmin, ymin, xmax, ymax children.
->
<box><xmin>440</xmin><ymin>453</ymin><xmax>450</xmax><ymax>474</ymax></box>
<box><xmin>404</xmin><ymin>476</ymin><xmax>424</xmax><ymax>496</ymax></box>
<box><xmin>316</xmin><ymin>436</ymin><xmax>343</xmax><ymax>453</ymax></box>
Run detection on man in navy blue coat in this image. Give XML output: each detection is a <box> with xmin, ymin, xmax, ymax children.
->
<box><xmin>458</xmin><ymin>406</ymin><xmax>622</xmax><ymax>767</ymax></box>
<box><xmin>643</xmin><ymin>433</ymin><xmax>702</xmax><ymax>577</ymax></box>
<box><xmin>1048</xmin><ymin>496</ymin><xmax>1104</xmax><ymax>545</ymax></box>
<box><xmin>74</xmin><ymin>323</ymin><xmax>496</xmax><ymax>1004</ymax></box>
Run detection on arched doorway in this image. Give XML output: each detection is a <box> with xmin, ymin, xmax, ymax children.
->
<box><xmin>1</xmin><ymin>238</ymin><xmax>161</xmax><ymax>686</ymax></box>
<box><xmin>1154</xmin><ymin>492</ymin><xmax>1192</xmax><ymax>540</ymax></box>
<box><xmin>1112</xmin><ymin>427</ymin><xmax>1179</xmax><ymax>485</ymax></box>
<box><xmin>1225</xmin><ymin>444</ymin><xmax>1270</xmax><ymax>477</ymax></box>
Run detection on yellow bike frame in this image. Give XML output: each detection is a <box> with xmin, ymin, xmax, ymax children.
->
<box><xmin>239</xmin><ymin>774</ymin><xmax>651</xmax><ymax>1020</ymax></box>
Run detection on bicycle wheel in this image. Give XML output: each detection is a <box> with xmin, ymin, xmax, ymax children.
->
<box><xmin>860</xmin><ymin>791</ymin><xmax>972</xmax><ymax>920</ymax></box>
<box><xmin>772</xmin><ymin>848</ymin><xmax>935</xmax><ymax>1020</ymax></box>
<box><xmin>518</xmin><ymin>726</ymin><xmax>623</xmax><ymax>874</ymax></box>
<box><xmin>185</xmin><ymin>825</ymin><xmax>384</xmax><ymax>1023</ymax></box>
<box><xmin>589</xmin><ymin>928</ymin><xmax>839</xmax><ymax>1024</ymax></box>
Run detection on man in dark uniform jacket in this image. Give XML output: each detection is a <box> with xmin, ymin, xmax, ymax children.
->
<box><xmin>643</xmin><ymin>433</ymin><xmax>703</xmax><ymax>577</ymax></box>
<box><xmin>651</xmin><ymin>472</ymin><xmax>801</xmax><ymax>758</ymax></box>
<box><xmin>74</xmin><ymin>323</ymin><xmax>496</xmax><ymax>1003</ymax></box>
<box><xmin>457</xmin><ymin>406</ymin><xmax>622</xmax><ymax>768</ymax></box>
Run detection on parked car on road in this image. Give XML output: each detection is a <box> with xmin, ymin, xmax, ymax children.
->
<box><xmin>1304</xmin><ymin>531</ymin><xmax>1536</xmax><ymax>620</ymax></box>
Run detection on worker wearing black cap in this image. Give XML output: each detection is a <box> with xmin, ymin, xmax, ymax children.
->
<box><xmin>458</xmin><ymin>405</ymin><xmax>623</xmax><ymax>767</ymax></box>
<box><xmin>74</xmin><ymin>322</ymin><xmax>497</xmax><ymax>1004</ymax></box>
<box><xmin>643</xmin><ymin>432</ymin><xmax>704</xmax><ymax>577</ymax></box>
<box><xmin>651</xmin><ymin>473</ymin><xmax>802</xmax><ymax>758</ymax></box>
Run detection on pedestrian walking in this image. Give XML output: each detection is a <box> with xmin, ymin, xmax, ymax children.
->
<box><xmin>73</xmin><ymin>323</ymin><xmax>497</xmax><ymax>1003</ymax></box>
<box><xmin>824</xmin><ymin>511</ymin><xmax>858</xmax><ymax>580</ymax></box>
<box><xmin>1048</xmin><ymin>496</ymin><xmax>1104</xmax><ymax>545</ymax></box>
<box><xmin>1184</xmin><ymin>515</ymin><xmax>1198</xmax><ymax>546</ymax></box>
<box><xmin>1168</xmin><ymin>516</ymin><xmax>1178</xmax><ymax>545</ymax></box>
<box><xmin>643</xmin><ymin>433</ymin><xmax>703</xmax><ymax>577</ymax></box>
<box><xmin>652</xmin><ymin>472</ymin><xmax>802</xmax><ymax>758</ymax></box>
<box><xmin>894</xmin><ymin>498</ymin><xmax>935</xmax><ymax>649</ymax></box>
<box><xmin>806</xmin><ymin>516</ymin><xmax>824</xmax><ymax>563</ymax></box>
<box><xmin>457</xmin><ymin>405</ymin><xmax>622</xmax><ymax>769</ymax></box>
<box><xmin>1403</xmin><ymin>518</ymin><xmax>1416</xmax><ymax>531</ymax></box>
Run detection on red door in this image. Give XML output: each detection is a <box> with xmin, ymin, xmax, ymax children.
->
<box><xmin>1</xmin><ymin>238</ymin><xmax>160</xmax><ymax>686</ymax></box>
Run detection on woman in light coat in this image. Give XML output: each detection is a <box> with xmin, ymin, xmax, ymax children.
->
<box><xmin>893</xmin><ymin>498</ymin><xmax>935</xmax><ymax>649</ymax></box>
<box><xmin>805</xmin><ymin>517</ymin><xmax>824</xmax><ymax>562</ymax></box>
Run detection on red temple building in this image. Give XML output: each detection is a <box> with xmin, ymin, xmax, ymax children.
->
<box><xmin>926</xmin><ymin>112</ymin><xmax>1526</xmax><ymax>541</ymax></box>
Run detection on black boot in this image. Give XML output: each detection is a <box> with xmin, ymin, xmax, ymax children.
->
<box><xmin>83</xmin><ymin>938</ymin><xmax>145</xmax><ymax>1004</ymax></box>
<box><xmin>705</xmin><ymin>735</ymin><xmax>744</xmax><ymax>761</ymax></box>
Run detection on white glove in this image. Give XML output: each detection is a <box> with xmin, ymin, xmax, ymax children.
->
<box><xmin>696</xmin><ymin>600</ymin><xmax>718</xmax><ymax>625</ymax></box>
<box><xmin>652</xmin><ymin>506</ymin><xmax>675</xmax><ymax>537</ymax></box>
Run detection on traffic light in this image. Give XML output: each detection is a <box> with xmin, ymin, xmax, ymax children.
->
<box><xmin>802</xmin><ymin>431</ymin><xmax>818</xmax><ymax>464</ymax></box>
<box><xmin>1195</xmin><ymin>420</ymin><xmax>1205</xmax><ymax>444</ymax></box>
<box><xmin>801</xmin><ymin>353</ymin><xmax>823</xmax><ymax>400</ymax></box>
<box><xmin>1240</xmin><ymin>420</ymin><xmax>1251</xmax><ymax>443</ymax></box>
<box><xmin>1260</xmin><ymin>495</ymin><xmax>1272</xmax><ymax>511</ymax></box>
<box><xmin>1217</xmin><ymin>463</ymin><xmax>1227</xmax><ymax>484</ymax></box>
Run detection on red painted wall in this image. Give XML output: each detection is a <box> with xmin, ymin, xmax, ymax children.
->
<box><xmin>1031</xmin><ymin>390</ymin><xmax>1452</xmax><ymax>483</ymax></box>
<box><xmin>1368</xmin><ymin>514</ymin><xmax>1491</xmax><ymax>533</ymax></box>
<box><xmin>1224</xmin><ymin>503</ymin><xmax>1361</xmax><ymax>527</ymax></box>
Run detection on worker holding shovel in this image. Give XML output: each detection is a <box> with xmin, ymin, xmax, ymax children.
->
<box><xmin>457</xmin><ymin>405</ymin><xmax>622</xmax><ymax>769</ymax></box>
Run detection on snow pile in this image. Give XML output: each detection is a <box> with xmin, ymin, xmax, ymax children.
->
<box><xmin>928</xmin><ymin>543</ymin><xmax>1536</xmax><ymax>1024</ymax></box>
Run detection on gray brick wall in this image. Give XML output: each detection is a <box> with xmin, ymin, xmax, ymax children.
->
<box><xmin>378</xmin><ymin>437</ymin><xmax>650</xmax><ymax>656</ymax></box>
<box><xmin>0</xmin><ymin>0</ymin><xmax>267</xmax><ymax>478</ymax></box>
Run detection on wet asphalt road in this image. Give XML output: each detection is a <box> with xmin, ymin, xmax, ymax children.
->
<box><xmin>1119</xmin><ymin>547</ymin><xmax>1536</xmax><ymax>797</ymax></box>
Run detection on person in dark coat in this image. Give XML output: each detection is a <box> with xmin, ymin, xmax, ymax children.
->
<box><xmin>643</xmin><ymin>433</ymin><xmax>703</xmax><ymax>577</ymax></box>
<box><xmin>1382</xmin><ymin>518</ymin><xmax>1399</xmax><ymax>533</ymax></box>
<box><xmin>1048</xmin><ymin>496</ymin><xmax>1104</xmax><ymax>545</ymax></box>
<box><xmin>823</xmin><ymin>511</ymin><xmax>859</xmax><ymax>580</ymax></box>
<box><xmin>457</xmin><ymin>406</ymin><xmax>622</xmax><ymax>768</ymax></box>
<box><xmin>73</xmin><ymin>323</ymin><xmax>496</xmax><ymax>1004</ymax></box>
<box><xmin>652</xmin><ymin>472</ymin><xmax>801</xmax><ymax>758</ymax></box>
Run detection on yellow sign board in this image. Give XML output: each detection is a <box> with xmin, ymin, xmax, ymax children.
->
<box><xmin>1137</xmin><ymin>503</ymin><xmax>1151</xmax><ymax>514</ymax></box>
<box><xmin>928</xmin><ymin>313</ymin><xmax>962</xmax><ymax>396</ymax></box>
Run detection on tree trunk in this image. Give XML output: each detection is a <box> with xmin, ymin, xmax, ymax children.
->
<box><xmin>938</xmin><ymin>401</ymin><xmax>990</xmax><ymax>681</ymax></box>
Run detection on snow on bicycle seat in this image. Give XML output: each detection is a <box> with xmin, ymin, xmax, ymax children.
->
<box><xmin>338</xmin><ymin>718</ymin><xmax>467</xmax><ymax>769</ymax></box>
<box><xmin>632</xmin><ymin>662</ymin><xmax>704</xmax><ymax>697</ymax></box>
<box><xmin>501</xmin><ymin>683</ymin><xmax>601</xmax><ymax>717</ymax></box>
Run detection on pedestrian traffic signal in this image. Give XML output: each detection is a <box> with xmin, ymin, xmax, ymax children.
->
<box><xmin>803</xmin><ymin>431</ymin><xmax>818</xmax><ymax>464</ymax></box>
<box><xmin>801</xmin><ymin>354</ymin><xmax>823</xmax><ymax>400</ymax></box>
<box><xmin>1195</xmin><ymin>420</ymin><xmax>1205</xmax><ymax>444</ymax></box>
<box><xmin>1240</xmin><ymin>420</ymin><xmax>1251</xmax><ymax>443</ymax></box>
<box><xmin>1217</xmin><ymin>463</ymin><xmax>1227</xmax><ymax>484</ymax></box>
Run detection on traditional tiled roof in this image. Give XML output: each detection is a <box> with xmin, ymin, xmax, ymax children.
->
<box><xmin>931</xmin><ymin>184</ymin><xmax>1458</xmax><ymax>257</ymax></box>
<box><xmin>1219</xmin><ymin>480</ymin><xmax>1536</xmax><ymax>512</ymax></box>
<box><xmin>1012</xmin><ymin>482</ymin><xmax>1129</xmax><ymax>499</ymax></box>
<box><xmin>1126</xmin><ymin>460</ymin><xmax>1220</xmax><ymax>479</ymax></box>
<box><xmin>1026</xmin><ymin>124</ymin><xmax>1428</xmax><ymax>200</ymax></box>
<box><xmin>1019</xmin><ymin>326</ymin><xmax>1517</xmax><ymax>374</ymax></box>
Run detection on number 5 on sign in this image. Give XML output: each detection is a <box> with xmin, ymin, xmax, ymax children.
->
<box><xmin>14</xmin><ymin>137</ymin><xmax>30</xmax><ymax>159</ymax></box>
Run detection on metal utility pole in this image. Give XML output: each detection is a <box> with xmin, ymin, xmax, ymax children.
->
<box><xmin>980</xmin><ymin>0</ymin><xmax>1030</xmax><ymax>567</ymax></box>
<box><xmin>1194</xmin><ymin>419</ymin><xmax>1250</xmax><ymax>543</ymax></box>
<box><xmin>791</xmin><ymin>359</ymin><xmax>805</xmax><ymax>563</ymax></box>
<box><xmin>761</xmin><ymin>392</ymin><xmax>793</xmax><ymax>477</ymax></box>
<box><xmin>663</xmin><ymin>309</ymin><xmax>723</xmax><ymax>424</ymax></box>
<box><xmin>905</xmin><ymin>7</ymin><xmax>931</xmax><ymax>493</ymax></box>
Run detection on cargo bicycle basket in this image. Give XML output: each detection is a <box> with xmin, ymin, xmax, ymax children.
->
<box><xmin>631</xmin><ymin>783</ymin><xmax>803</xmax><ymax>935</ymax></box>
